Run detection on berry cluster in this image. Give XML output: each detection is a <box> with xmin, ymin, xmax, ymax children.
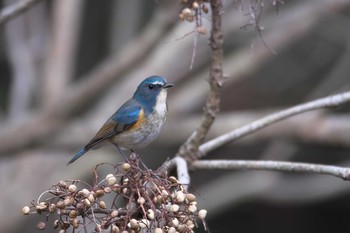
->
<box><xmin>22</xmin><ymin>157</ymin><xmax>207</xmax><ymax>233</ymax></box>
<box><xmin>178</xmin><ymin>0</ymin><xmax>210</xmax><ymax>35</ymax></box>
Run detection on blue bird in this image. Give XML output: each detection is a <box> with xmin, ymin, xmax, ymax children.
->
<box><xmin>67</xmin><ymin>76</ymin><xmax>174</xmax><ymax>165</ymax></box>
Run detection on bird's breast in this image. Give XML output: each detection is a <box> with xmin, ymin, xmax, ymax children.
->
<box><xmin>111</xmin><ymin>93</ymin><xmax>168</xmax><ymax>149</ymax></box>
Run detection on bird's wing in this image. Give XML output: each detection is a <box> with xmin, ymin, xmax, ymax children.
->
<box><xmin>83</xmin><ymin>99</ymin><xmax>143</xmax><ymax>150</ymax></box>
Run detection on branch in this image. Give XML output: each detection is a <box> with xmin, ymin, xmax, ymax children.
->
<box><xmin>191</xmin><ymin>160</ymin><xmax>350</xmax><ymax>180</ymax></box>
<box><xmin>177</xmin><ymin>0</ymin><xmax>224</xmax><ymax>161</ymax></box>
<box><xmin>163</xmin><ymin>157</ymin><xmax>190</xmax><ymax>190</ymax></box>
<box><xmin>198</xmin><ymin>91</ymin><xmax>350</xmax><ymax>158</ymax></box>
<box><xmin>43</xmin><ymin>0</ymin><xmax>84</xmax><ymax>106</ymax></box>
<box><xmin>0</xmin><ymin>0</ymin><xmax>43</xmax><ymax>26</ymax></box>
<box><xmin>4</xmin><ymin>0</ymin><xmax>37</xmax><ymax>120</ymax></box>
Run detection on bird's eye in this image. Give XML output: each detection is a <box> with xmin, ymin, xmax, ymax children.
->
<box><xmin>148</xmin><ymin>84</ymin><xmax>154</xmax><ymax>89</ymax></box>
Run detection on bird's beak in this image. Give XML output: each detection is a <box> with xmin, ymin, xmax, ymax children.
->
<box><xmin>163</xmin><ymin>83</ymin><xmax>174</xmax><ymax>89</ymax></box>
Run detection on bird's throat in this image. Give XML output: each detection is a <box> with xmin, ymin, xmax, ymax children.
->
<box><xmin>154</xmin><ymin>89</ymin><xmax>168</xmax><ymax>116</ymax></box>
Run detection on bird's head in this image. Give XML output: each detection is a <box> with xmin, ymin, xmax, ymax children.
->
<box><xmin>133</xmin><ymin>76</ymin><xmax>174</xmax><ymax>112</ymax></box>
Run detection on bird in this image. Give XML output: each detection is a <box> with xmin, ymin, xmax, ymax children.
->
<box><xmin>67</xmin><ymin>75</ymin><xmax>174</xmax><ymax>165</ymax></box>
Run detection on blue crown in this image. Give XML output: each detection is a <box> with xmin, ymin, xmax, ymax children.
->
<box><xmin>133</xmin><ymin>76</ymin><xmax>172</xmax><ymax>112</ymax></box>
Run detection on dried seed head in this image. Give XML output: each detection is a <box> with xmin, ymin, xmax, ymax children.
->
<box><xmin>147</xmin><ymin>209</ymin><xmax>155</xmax><ymax>220</ymax></box>
<box><xmin>95</xmin><ymin>224</ymin><xmax>102</xmax><ymax>232</ymax></box>
<box><xmin>161</xmin><ymin>189</ymin><xmax>169</xmax><ymax>198</ymax></box>
<box><xmin>53</xmin><ymin>220</ymin><xmax>59</xmax><ymax>229</ymax></box>
<box><xmin>181</xmin><ymin>8</ymin><xmax>192</xmax><ymax>17</ymax></box>
<box><xmin>81</xmin><ymin>189</ymin><xmax>90</xmax><ymax>197</ymax></box>
<box><xmin>63</xmin><ymin>198</ymin><xmax>71</xmax><ymax>207</ymax></box>
<box><xmin>88</xmin><ymin>194</ymin><xmax>95</xmax><ymax>203</ymax></box>
<box><xmin>198</xmin><ymin>209</ymin><xmax>207</xmax><ymax>220</ymax></box>
<box><xmin>137</xmin><ymin>197</ymin><xmax>145</xmax><ymax>205</ymax></box>
<box><xmin>153</xmin><ymin>195</ymin><xmax>159</xmax><ymax>204</ymax></box>
<box><xmin>168</xmin><ymin>226</ymin><xmax>176</xmax><ymax>233</ymax></box>
<box><xmin>36</xmin><ymin>221</ymin><xmax>46</xmax><ymax>230</ymax></box>
<box><xmin>106</xmin><ymin>174</ymin><xmax>117</xmax><ymax>185</ymax></box>
<box><xmin>122</xmin><ymin>162</ymin><xmax>131</xmax><ymax>172</ymax></box>
<box><xmin>104</xmin><ymin>186</ymin><xmax>112</xmax><ymax>194</ymax></box>
<box><xmin>70</xmin><ymin>218</ymin><xmax>80</xmax><ymax>229</ymax></box>
<box><xmin>49</xmin><ymin>203</ymin><xmax>56</xmax><ymax>213</ymax></box>
<box><xmin>154</xmin><ymin>228</ymin><xmax>163</xmax><ymax>233</ymax></box>
<box><xmin>95</xmin><ymin>189</ymin><xmax>105</xmax><ymax>197</ymax></box>
<box><xmin>192</xmin><ymin>1</ymin><xmax>199</xmax><ymax>9</ymax></box>
<box><xmin>36</xmin><ymin>202</ymin><xmax>47</xmax><ymax>210</ymax></box>
<box><xmin>123</xmin><ymin>178</ymin><xmax>129</xmax><ymax>185</ymax></box>
<box><xmin>176</xmin><ymin>191</ymin><xmax>186</xmax><ymax>203</ymax></box>
<box><xmin>129</xmin><ymin>219</ymin><xmax>138</xmax><ymax>229</ymax></box>
<box><xmin>107</xmin><ymin>177</ymin><xmax>117</xmax><ymax>186</ymax></box>
<box><xmin>122</xmin><ymin>187</ymin><xmax>128</xmax><ymax>194</ymax></box>
<box><xmin>56</xmin><ymin>200</ymin><xmax>65</xmax><ymax>209</ymax></box>
<box><xmin>83</xmin><ymin>198</ymin><xmax>91</xmax><ymax>207</ymax></box>
<box><xmin>177</xmin><ymin>224</ymin><xmax>185</xmax><ymax>231</ymax></box>
<box><xmin>68</xmin><ymin>184</ymin><xmax>77</xmax><ymax>193</ymax></box>
<box><xmin>170</xmin><ymin>204</ymin><xmax>180</xmax><ymax>212</ymax></box>
<box><xmin>112</xmin><ymin>184</ymin><xmax>121</xmax><ymax>192</ymax></box>
<box><xmin>111</xmin><ymin>210</ymin><xmax>119</xmax><ymax>217</ymax></box>
<box><xmin>22</xmin><ymin>206</ymin><xmax>30</xmax><ymax>215</ymax></box>
<box><xmin>188</xmin><ymin>204</ymin><xmax>197</xmax><ymax>213</ymax></box>
<box><xmin>172</xmin><ymin>218</ymin><xmax>179</xmax><ymax>227</ymax></box>
<box><xmin>59</xmin><ymin>181</ymin><xmax>67</xmax><ymax>187</ymax></box>
<box><xmin>112</xmin><ymin>225</ymin><xmax>120</xmax><ymax>233</ymax></box>
<box><xmin>99</xmin><ymin>200</ymin><xmax>106</xmax><ymax>209</ymax></box>
<box><xmin>186</xmin><ymin>193</ymin><xmax>196</xmax><ymax>202</ymax></box>
<box><xmin>68</xmin><ymin>210</ymin><xmax>78</xmax><ymax>218</ymax></box>
<box><xmin>138</xmin><ymin>219</ymin><xmax>149</xmax><ymax>228</ymax></box>
<box><xmin>169</xmin><ymin>176</ymin><xmax>178</xmax><ymax>183</ymax></box>
<box><xmin>186</xmin><ymin>220</ymin><xmax>195</xmax><ymax>229</ymax></box>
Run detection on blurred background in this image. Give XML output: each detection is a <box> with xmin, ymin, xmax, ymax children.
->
<box><xmin>1</xmin><ymin>0</ymin><xmax>350</xmax><ymax>232</ymax></box>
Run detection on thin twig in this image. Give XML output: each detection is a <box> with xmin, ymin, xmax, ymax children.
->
<box><xmin>198</xmin><ymin>91</ymin><xmax>350</xmax><ymax>158</ymax></box>
<box><xmin>191</xmin><ymin>160</ymin><xmax>350</xmax><ymax>180</ymax></box>
<box><xmin>177</xmin><ymin>0</ymin><xmax>224</xmax><ymax>162</ymax></box>
<box><xmin>0</xmin><ymin>0</ymin><xmax>43</xmax><ymax>26</ymax></box>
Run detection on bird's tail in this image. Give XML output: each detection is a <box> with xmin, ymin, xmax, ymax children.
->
<box><xmin>67</xmin><ymin>148</ymin><xmax>88</xmax><ymax>165</ymax></box>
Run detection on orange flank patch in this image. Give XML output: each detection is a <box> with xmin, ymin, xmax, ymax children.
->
<box><xmin>130</xmin><ymin>108</ymin><xmax>145</xmax><ymax>131</ymax></box>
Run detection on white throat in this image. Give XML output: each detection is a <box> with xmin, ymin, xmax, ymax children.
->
<box><xmin>155</xmin><ymin>89</ymin><xmax>168</xmax><ymax>116</ymax></box>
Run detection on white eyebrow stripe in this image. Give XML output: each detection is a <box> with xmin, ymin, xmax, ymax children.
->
<box><xmin>152</xmin><ymin>81</ymin><xmax>164</xmax><ymax>85</ymax></box>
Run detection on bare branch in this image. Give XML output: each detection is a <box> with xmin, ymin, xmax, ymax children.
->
<box><xmin>43</xmin><ymin>0</ymin><xmax>84</xmax><ymax>106</ymax></box>
<box><xmin>177</xmin><ymin>0</ymin><xmax>224</xmax><ymax>162</ymax></box>
<box><xmin>163</xmin><ymin>157</ymin><xmax>190</xmax><ymax>190</ymax></box>
<box><xmin>198</xmin><ymin>91</ymin><xmax>350</xmax><ymax>158</ymax></box>
<box><xmin>4</xmin><ymin>0</ymin><xmax>37</xmax><ymax>121</ymax></box>
<box><xmin>192</xmin><ymin>160</ymin><xmax>350</xmax><ymax>180</ymax></box>
<box><xmin>0</xmin><ymin>0</ymin><xmax>43</xmax><ymax>26</ymax></box>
